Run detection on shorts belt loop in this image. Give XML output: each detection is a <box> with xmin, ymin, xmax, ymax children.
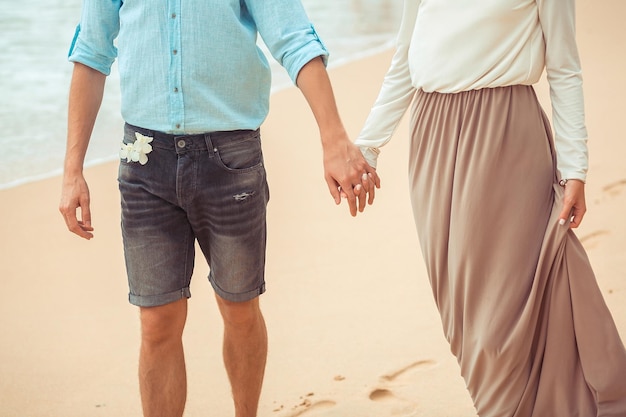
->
<box><xmin>204</xmin><ymin>134</ymin><xmax>216</xmax><ymax>158</ymax></box>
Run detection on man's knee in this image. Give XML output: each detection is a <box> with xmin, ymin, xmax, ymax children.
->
<box><xmin>216</xmin><ymin>295</ymin><xmax>263</xmax><ymax>328</ymax></box>
<box><xmin>140</xmin><ymin>298</ymin><xmax>188</xmax><ymax>345</ymax></box>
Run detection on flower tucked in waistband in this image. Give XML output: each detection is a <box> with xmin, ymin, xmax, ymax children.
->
<box><xmin>120</xmin><ymin>132</ymin><xmax>153</xmax><ymax>165</ymax></box>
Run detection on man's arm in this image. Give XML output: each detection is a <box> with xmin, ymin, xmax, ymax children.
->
<box><xmin>59</xmin><ymin>62</ymin><xmax>106</xmax><ymax>239</ymax></box>
<box><xmin>296</xmin><ymin>57</ymin><xmax>380</xmax><ymax>217</ymax></box>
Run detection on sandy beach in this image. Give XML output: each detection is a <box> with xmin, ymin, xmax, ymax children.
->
<box><xmin>1</xmin><ymin>1</ymin><xmax>625</xmax><ymax>416</ymax></box>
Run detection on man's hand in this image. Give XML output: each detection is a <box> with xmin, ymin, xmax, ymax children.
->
<box><xmin>295</xmin><ymin>57</ymin><xmax>381</xmax><ymax>216</ymax></box>
<box><xmin>558</xmin><ymin>179</ymin><xmax>586</xmax><ymax>228</ymax></box>
<box><xmin>322</xmin><ymin>134</ymin><xmax>380</xmax><ymax>216</ymax></box>
<box><xmin>59</xmin><ymin>173</ymin><xmax>94</xmax><ymax>239</ymax></box>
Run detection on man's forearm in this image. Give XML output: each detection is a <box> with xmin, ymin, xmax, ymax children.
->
<box><xmin>295</xmin><ymin>57</ymin><xmax>348</xmax><ymax>144</ymax></box>
<box><xmin>64</xmin><ymin>62</ymin><xmax>107</xmax><ymax>175</ymax></box>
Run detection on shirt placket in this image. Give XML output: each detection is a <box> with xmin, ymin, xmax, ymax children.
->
<box><xmin>168</xmin><ymin>0</ymin><xmax>184</xmax><ymax>132</ymax></box>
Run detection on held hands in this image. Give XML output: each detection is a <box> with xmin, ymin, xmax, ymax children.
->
<box><xmin>322</xmin><ymin>134</ymin><xmax>380</xmax><ymax>216</ymax></box>
<box><xmin>59</xmin><ymin>173</ymin><xmax>94</xmax><ymax>239</ymax></box>
<box><xmin>557</xmin><ymin>179</ymin><xmax>586</xmax><ymax>229</ymax></box>
<box><xmin>293</xmin><ymin>58</ymin><xmax>380</xmax><ymax>215</ymax></box>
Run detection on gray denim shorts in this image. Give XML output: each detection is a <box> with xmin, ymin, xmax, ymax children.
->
<box><xmin>118</xmin><ymin>123</ymin><xmax>269</xmax><ymax>307</ymax></box>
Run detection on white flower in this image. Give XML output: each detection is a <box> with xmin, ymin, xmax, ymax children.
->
<box><xmin>120</xmin><ymin>132</ymin><xmax>153</xmax><ymax>165</ymax></box>
<box><xmin>119</xmin><ymin>143</ymin><xmax>134</xmax><ymax>163</ymax></box>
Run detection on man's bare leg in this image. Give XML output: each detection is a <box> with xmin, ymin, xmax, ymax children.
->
<box><xmin>138</xmin><ymin>298</ymin><xmax>188</xmax><ymax>417</ymax></box>
<box><xmin>216</xmin><ymin>295</ymin><xmax>268</xmax><ymax>417</ymax></box>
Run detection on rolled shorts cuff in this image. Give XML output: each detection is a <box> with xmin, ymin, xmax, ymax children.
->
<box><xmin>210</xmin><ymin>278</ymin><xmax>266</xmax><ymax>303</ymax></box>
<box><xmin>129</xmin><ymin>287</ymin><xmax>191</xmax><ymax>307</ymax></box>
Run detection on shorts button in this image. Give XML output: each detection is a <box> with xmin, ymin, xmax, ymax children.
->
<box><xmin>177</xmin><ymin>139</ymin><xmax>186</xmax><ymax>148</ymax></box>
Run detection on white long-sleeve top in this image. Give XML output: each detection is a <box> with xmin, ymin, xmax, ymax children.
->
<box><xmin>355</xmin><ymin>0</ymin><xmax>588</xmax><ymax>182</ymax></box>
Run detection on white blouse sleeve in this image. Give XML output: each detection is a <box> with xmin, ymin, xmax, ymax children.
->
<box><xmin>354</xmin><ymin>0</ymin><xmax>420</xmax><ymax>168</ymax></box>
<box><xmin>538</xmin><ymin>0</ymin><xmax>588</xmax><ymax>182</ymax></box>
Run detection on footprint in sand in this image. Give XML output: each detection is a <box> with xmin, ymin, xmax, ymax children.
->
<box><xmin>579</xmin><ymin>229</ymin><xmax>610</xmax><ymax>249</ymax></box>
<box><xmin>280</xmin><ymin>396</ymin><xmax>336</xmax><ymax>417</ymax></box>
<box><xmin>367</xmin><ymin>360</ymin><xmax>439</xmax><ymax>416</ymax></box>
<box><xmin>379</xmin><ymin>360</ymin><xmax>438</xmax><ymax>383</ymax></box>
<box><xmin>277</xmin><ymin>360</ymin><xmax>437</xmax><ymax>417</ymax></box>
<box><xmin>368</xmin><ymin>388</ymin><xmax>416</xmax><ymax>416</ymax></box>
<box><xmin>591</xmin><ymin>179</ymin><xmax>626</xmax><ymax>205</ymax></box>
<box><xmin>602</xmin><ymin>179</ymin><xmax>626</xmax><ymax>197</ymax></box>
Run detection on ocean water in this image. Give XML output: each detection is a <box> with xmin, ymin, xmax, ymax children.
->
<box><xmin>0</xmin><ymin>0</ymin><xmax>402</xmax><ymax>190</ymax></box>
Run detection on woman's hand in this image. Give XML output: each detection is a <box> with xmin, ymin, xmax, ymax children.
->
<box><xmin>558</xmin><ymin>179</ymin><xmax>586</xmax><ymax>228</ymax></box>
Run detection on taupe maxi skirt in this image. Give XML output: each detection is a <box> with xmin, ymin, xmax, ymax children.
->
<box><xmin>408</xmin><ymin>85</ymin><xmax>626</xmax><ymax>417</ymax></box>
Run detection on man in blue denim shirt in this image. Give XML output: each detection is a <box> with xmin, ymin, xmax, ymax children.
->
<box><xmin>58</xmin><ymin>1</ymin><xmax>379</xmax><ymax>416</ymax></box>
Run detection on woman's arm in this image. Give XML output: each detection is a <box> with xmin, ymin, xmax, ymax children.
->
<box><xmin>354</xmin><ymin>0</ymin><xmax>421</xmax><ymax>168</ymax></box>
<box><xmin>538</xmin><ymin>0</ymin><xmax>588</xmax><ymax>227</ymax></box>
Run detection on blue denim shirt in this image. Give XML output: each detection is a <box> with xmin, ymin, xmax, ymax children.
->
<box><xmin>68</xmin><ymin>0</ymin><xmax>328</xmax><ymax>134</ymax></box>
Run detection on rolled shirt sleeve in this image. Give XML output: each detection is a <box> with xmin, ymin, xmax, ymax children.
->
<box><xmin>67</xmin><ymin>0</ymin><xmax>121</xmax><ymax>75</ymax></box>
<box><xmin>248</xmin><ymin>0</ymin><xmax>329</xmax><ymax>84</ymax></box>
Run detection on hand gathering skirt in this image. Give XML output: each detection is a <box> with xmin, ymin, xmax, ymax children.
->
<box><xmin>408</xmin><ymin>85</ymin><xmax>626</xmax><ymax>417</ymax></box>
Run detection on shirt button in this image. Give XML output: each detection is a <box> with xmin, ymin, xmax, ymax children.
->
<box><xmin>173</xmin><ymin>87</ymin><xmax>179</xmax><ymax>93</ymax></box>
<box><xmin>176</xmin><ymin>124</ymin><xmax>181</xmax><ymax>129</ymax></box>
<box><xmin>177</xmin><ymin>139</ymin><xmax>186</xmax><ymax>148</ymax></box>
<box><xmin>171</xmin><ymin>13</ymin><xmax>176</xmax><ymax>18</ymax></box>
<box><xmin>173</xmin><ymin>49</ymin><xmax>178</xmax><ymax>55</ymax></box>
